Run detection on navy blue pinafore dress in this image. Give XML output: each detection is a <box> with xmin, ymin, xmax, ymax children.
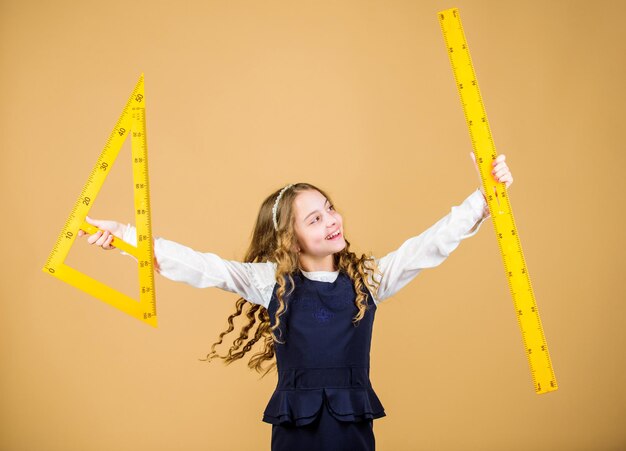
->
<box><xmin>262</xmin><ymin>270</ymin><xmax>386</xmax><ymax>451</ymax></box>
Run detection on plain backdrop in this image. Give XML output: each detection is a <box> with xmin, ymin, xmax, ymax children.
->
<box><xmin>2</xmin><ymin>0</ymin><xmax>625</xmax><ymax>450</ymax></box>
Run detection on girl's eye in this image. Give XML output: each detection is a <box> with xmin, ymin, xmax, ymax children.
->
<box><xmin>310</xmin><ymin>205</ymin><xmax>334</xmax><ymax>224</ymax></box>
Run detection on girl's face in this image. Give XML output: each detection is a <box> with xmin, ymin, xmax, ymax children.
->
<box><xmin>292</xmin><ymin>189</ymin><xmax>345</xmax><ymax>271</ymax></box>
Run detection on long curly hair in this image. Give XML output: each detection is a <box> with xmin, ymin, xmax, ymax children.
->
<box><xmin>199</xmin><ymin>183</ymin><xmax>383</xmax><ymax>378</ymax></box>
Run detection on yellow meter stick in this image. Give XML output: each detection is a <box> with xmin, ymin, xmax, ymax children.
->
<box><xmin>438</xmin><ymin>8</ymin><xmax>557</xmax><ymax>394</ymax></box>
<box><xmin>42</xmin><ymin>74</ymin><xmax>157</xmax><ymax>327</ymax></box>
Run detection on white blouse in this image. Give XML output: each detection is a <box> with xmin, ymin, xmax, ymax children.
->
<box><xmin>121</xmin><ymin>188</ymin><xmax>489</xmax><ymax>309</ymax></box>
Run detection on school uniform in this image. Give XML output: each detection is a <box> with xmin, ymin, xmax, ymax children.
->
<box><xmin>121</xmin><ymin>189</ymin><xmax>489</xmax><ymax>450</ymax></box>
<box><xmin>262</xmin><ymin>270</ymin><xmax>383</xmax><ymax>450</ymax></box>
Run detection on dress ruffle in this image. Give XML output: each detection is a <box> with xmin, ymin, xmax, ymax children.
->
<box><xmin>262</xmin><ymin>387</ymin><xmax>386</xmax><ymax>426</ymax></box>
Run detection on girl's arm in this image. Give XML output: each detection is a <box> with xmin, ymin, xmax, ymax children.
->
<box><xmin>118</xmin><ymin>224</ymin><xmax>277</xmax><ymax>309</ymax></box>
<box><xmin>369</xmin><ymin>188</ymin><xmax>489</xmax><ymax>303</ymax></box>
<box><xmin>370</xmin><ymin>153</ymin><xmax>513</xmax><ymax>303</ymax></box>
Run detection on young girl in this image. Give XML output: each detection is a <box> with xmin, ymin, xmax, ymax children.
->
<box><xmin>79</xmin><ymin>153</ymin><xmax>513</xmax><ymax>451</ymax></box>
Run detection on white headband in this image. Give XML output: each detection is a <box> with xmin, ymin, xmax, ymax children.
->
<box><xmin>272</xmin><ymin>184</ymin><xmax>294</xmax><ymax>231</ymax></box>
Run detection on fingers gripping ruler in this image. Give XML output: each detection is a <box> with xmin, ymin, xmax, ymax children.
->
<box><xmin>438</xmin><ymin>9</ymin><xmax>556</xmax><ymax>394</ymax></box>
<box><xmin>42</xmin><ymin>74</ymin><xmax>158</xmax><ymax>327</ymax></box>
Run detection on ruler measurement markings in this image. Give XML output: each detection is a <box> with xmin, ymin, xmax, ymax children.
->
<box><xmin>438</xmin><ymin>8</ymin><xmax>557</xmax><ymax>394</ymax></box>
<box><xmin>43</xmin><ymin>74</ymin><xmax>157</xmax><ymax>327</ymax></box>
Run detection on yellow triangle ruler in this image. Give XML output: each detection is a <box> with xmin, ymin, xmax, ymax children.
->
<box><xmin>42</xmin><ymin>74</ymin><xmax>157</xmax><ymax>327</ymax></box>
<box><xmin>438</xmin><ymin>8</ymin><xmax>556</xmax><ymax>393</ymax></box>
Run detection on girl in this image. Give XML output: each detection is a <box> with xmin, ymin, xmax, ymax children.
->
<box><xmin>79</xmin><ymin>153</ymin><xmax>513</xmax><ymax>451</ymax></box>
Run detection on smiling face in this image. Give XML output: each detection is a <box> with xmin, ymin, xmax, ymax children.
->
<box><xmin>292</xmin><ymin>189</ymin><xmax>345</xmax><ymax>272</ymax></box>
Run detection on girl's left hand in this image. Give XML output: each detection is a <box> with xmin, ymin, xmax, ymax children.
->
<box><xmin>469</xmin><ymin>152</ymin><xmax>514</xmax><ymax>194</ymax></box>
<box><xmin>470</xmin><ymin>153</ymin><xmax>513</xmax><ymax>216</ymax></box>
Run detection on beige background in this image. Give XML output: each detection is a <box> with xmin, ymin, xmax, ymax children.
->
<box><xmin>2</xmin><ymin>0</ymin><xmax>625</xmax><ymax>450</ymax></box>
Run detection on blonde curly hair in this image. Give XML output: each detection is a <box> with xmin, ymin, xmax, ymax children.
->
<box><xmin>200</xmin><ymin>183</ymin><xmax>383</xmax><ymax>378</ymax></box>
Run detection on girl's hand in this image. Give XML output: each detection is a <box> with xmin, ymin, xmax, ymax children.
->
<box><xmin>470</xmin><ymin>153</ymin><xmax>514</xmax><ymax>217</ymax></box>
<box><xmin>77</xmin><ymin>216</ymin><xmax>126</xmax><ymax>250</ymax></box>
<box><xmin>470</xmin><ymin>152</ymin><xmax>514</xmax><ymax>195</ymax></box>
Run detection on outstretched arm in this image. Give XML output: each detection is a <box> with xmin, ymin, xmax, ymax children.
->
<box><xmin>78</xmin><ymin>219</ymin><xmax>277</xmax><ymax>308</ymax></box>
<box><xmin>370</xmin><ymin>153</ymin><xmax>513</xmax><ymax>303</ymax></box>
<box><xmin>370</xmin><ymin>188</ymin><xmax>488</xmax><ymax>303</ymax></box>
<box><xmin>121</xmin><ymin>225</ymin><xmax>277</xmax><ymax>308</ymax></box>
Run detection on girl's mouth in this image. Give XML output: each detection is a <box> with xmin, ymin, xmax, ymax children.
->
<box><xmin>326</xmin><ymin>231</ymin><xmax>342</xmax><ymax>240</ymax></box>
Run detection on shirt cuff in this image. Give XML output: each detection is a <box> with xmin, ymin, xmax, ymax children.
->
<box><xmin>119</xmin><ymin>223</ymin><xmax>138</xmax><ymax>259</ymax></box>
<box><xmin>461</xmin><ymin>188</ymin><xmax>490</xmax><ymax>239</ymax></box>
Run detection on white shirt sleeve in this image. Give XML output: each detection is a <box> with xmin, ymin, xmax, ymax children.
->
<box><xmin>118</xmin><ymin>188</ymin><xmax>488</xmax><ymax>309</ymax></box>
<box><xmin>119</xmin><ymin>227</ymin><xmax>277</xmax><ymax>309</ymax></box>
<box><xmin>369</xmin><ymin>188</ymin><xmax>489</xmax><ymax>304</ymax></box>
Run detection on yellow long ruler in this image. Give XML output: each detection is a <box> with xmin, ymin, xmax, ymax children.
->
<box><xmin>42</xmin><ymin>74</ymin><xmax>157</xmax><ymax>327</ymax></box>
<box><xmin>438</xmin><ymin>8</ymin><xmax>556</xmax><ymax>394</ymax></box>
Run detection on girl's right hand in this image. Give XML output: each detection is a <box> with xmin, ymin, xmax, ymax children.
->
<box><xmin>77</xmin><ymin>216</ymin><xmax>126</xmax><ymax>251</ymax></box>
